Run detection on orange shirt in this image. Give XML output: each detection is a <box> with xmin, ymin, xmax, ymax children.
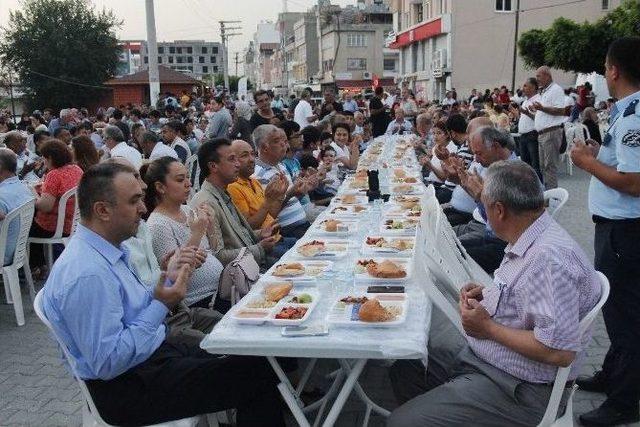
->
<box><xmin>227</xmin><ymin>177</ymin><xmax>274</xmax><ymax>228</ymax></box>
<box><xmin>35</xmin><ymin>164</ymin><xmax>83</xmax><ymax>234</ymax></box>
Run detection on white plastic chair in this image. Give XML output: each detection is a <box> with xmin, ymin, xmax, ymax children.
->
<box><xmin>185</xmin><ymin>154</ymin><xmax>201</xmax><ymax>199</ymax></box>
<box><xmin>472</xmin><ymin>207</ymin><xmax>486</xmax><ymax>224</ymax></box>
<box><xmin>33</xmin><ymin>290</ymin><xmax>205</xmax><ymax>427</ymax></box>
<box><xmin>0</xmin><ymin>199</ymin><xmax>36</xmax><ymax>326</ymax></box>
<box><xmin>537</xmin><ymin>271</ymin><xmax>610</xmax><ymax>427</ymax></box>
<box><xmin>28</xmin><ymin>186</ymin><xmax>79</xmax><ymax>270</ymax></box>
<box><xmin>544</xmin><ymin>188</ymin><xmax>569</xmax><ymax>218</ymax></box>
<box><xmin>563</xmin><ymin>123</ymin><xmax>590</xmax><ymax>176</ymax></box>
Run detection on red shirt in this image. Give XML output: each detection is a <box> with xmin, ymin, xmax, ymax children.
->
<box><xmin>498</xmin><ymin>92</ymin><xmax>511</xmax><ymax>105</ymax></box>
<box><xmin>35</xmin><ymin>164</ymin><xmax>83</xmax><ymax>234</ymax></box>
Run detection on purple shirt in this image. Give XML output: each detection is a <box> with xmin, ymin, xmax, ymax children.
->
<box><xmin>467</xmin><ymin>212</ymin><xmax>601</xmax><ymax>383</ymax></box>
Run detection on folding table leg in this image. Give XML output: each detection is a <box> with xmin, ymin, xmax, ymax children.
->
<box><xmin>266</xmin><ymin>357</ymin><xmax>305</xmax><ymax>409</ymax></box>
<box><xmin>321</xmin><ymin>359</ymin><xmax>367</xmax><ymax>427</ymax></box>
<box><xmin>339</xmin><ymin>359</ymin><xmax>391</xmax><ymax>418</ymax></box>
<box><xmin>296</xmin><ymin>358</ymin><xmax>318</xmax><ymax>396</ymax></box>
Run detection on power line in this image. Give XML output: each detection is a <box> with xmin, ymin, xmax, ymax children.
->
<box><xmin>521</xmin><ymin>0</ymin><xmax>587</xmax><ymax>13</ymax></box>
<box><xmin>26</xmin><ymin>69</ymin><xmax>110</xmax><ymax>90</ymax></box>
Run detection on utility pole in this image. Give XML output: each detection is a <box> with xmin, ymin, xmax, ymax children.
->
<box><xmin>316</xmin><ymin>0</ymin><xmax>324</xmax><ymax>83</ymax></box>
<box><xmin>7</xmin><ymin>71</ymin><xmax>16</xmax><ymax>120</ymax></box>
<box><xmin>510</xmin><ymin>0</ymin><xmax>521</xmax><ymax>93</ymax></box>
<box><xmin>234</xmin><ymin>52</ymin><xmax>244</xmax><ymax>76</ymax></box>
<box><xmin>219</xmin><ymin>21</ymin><xmax>242</xmax><ymax>92</ymax></box>
<box><xmin>145</xmin><ymin>0</ymin><xmax>160</xmax><ymax>106</ymax></box>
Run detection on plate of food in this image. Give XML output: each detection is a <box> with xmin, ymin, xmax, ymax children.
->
<box><xmin>347</xmin><ymin>177</ymin><xmax>369</xmax><ymax>190</ymax></box>
<box><xmin>385</xmin><ymin>203</ymin><xmax>422</xmax><ymax>218</ymax></box>
<box><xmin>329</xmin><ymin>204</ymin><xmax>370</xmax><ymax>217</ymax></box>
<box><xmin>311</xmin><ymin>218</ymin><xmax>359</xmax><ymax>236</ymax></box>
<box><xmin>327</xmin><ymin>293</ymin><xmax>407</xmax><ymax>327</ymax></box>
<box><xmin>391</xmin><ymin>183</ymin><xmax>425</xmax><ymax>195</ymax></box>
<box><xmin>232</xmin><ymin>283</ymin><xmax>319</xmax><ymax>325</ymax></box>
<box><xmin>380</xmin><ymin>217</ymin><xmax>419</xmax><ymax>235</ymax></box>
<box><xmin>333</xmin><ymin>194</ymin><xmax>369</xmax><ymax>205</ymax></box>
<box><xmin>354</xmin><ymin>258</ymin><xmax>412</xmax><ymax>282</ymax></box>
<box><xmin>361</xmin><ymin>236</ymin><xmax>415</xmax><ymax>256</ymax></box>
<box><xmin>266</xmin><ymin>261</ymin><xmax>334</xmax><ymax>282</ymax></box>
<box><xmin>294</xmin><ymin>239</ymin><xmax>350</xmax><ymax>259</ymax></box>
<box><xmin>390</xmin><ymin>195</ymin><xmax>421</xmax><ymax>211</ymax></box>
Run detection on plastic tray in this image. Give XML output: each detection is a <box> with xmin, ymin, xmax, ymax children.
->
<box><xmin>379</xmin><ymin>216</ymin><xmax>419</xmax><ymax>235</ymax></box>
<box><xmin>328</xmin><ymin>204</ymin><xmax>371</xmax><ymax>218</ymax></box>
<box><xmin>353</xmin><ymin>257</ymin><xmax>413</xmax><ymax>283</ymax></box>
<box><xmin>264</xmin><ymin>260</ymin><xmax>334</xmax><ymax>282</ymax></box>
<box><xmin>361</xmin><ymin>235</ymin><xmax>416</xmax><ymax>257</ymax></box>
<box><xmin>292</xmin><ymin>239</ymin><xmax>352</xmax><ymax>259</ymax></box>
<box><xmin>310</xmin><ymin>218</ymin><xmax>359</xmax><ymax>237</ymax></box>
<box><xmin>327</xmin><ymin>293</ymin><xmax>408</xmax><ymax>327</ymax></box>
<box><xmin>232</xmin><ymin>289</ymin><xmax>320</xmax><ymax>326</ymax></box>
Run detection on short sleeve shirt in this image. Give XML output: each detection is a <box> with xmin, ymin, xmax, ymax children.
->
<box><xmin>588</xmin><ymin>90</ymin><xmax>640</xmax><ymax>219</ymax></box>
<box><xmin>227</xmin><ymin>177</ymin><xmax>275</xmax><ymax>228</ymax></box>
<box><xmin>35</xmin><ymin>164</ymin><xmax>83</xmax><ymax>234</ymax></box>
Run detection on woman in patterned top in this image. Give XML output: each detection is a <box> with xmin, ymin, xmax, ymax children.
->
<box><xmin>144</xmin><ymin>156</ymin><xmax>223</xmax><ymax>308</ymax></box>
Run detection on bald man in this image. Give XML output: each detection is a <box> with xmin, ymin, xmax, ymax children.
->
<box><xmin>532</xmin><ymin>66</ymin><xmax>568</xmax><ymax>189</ymax></box>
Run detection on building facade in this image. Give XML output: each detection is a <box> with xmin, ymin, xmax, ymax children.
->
<box><xmin>389</xmin><ymin>0</ymin><xmax>621</xmax><ymax>101</ymax></box>
<box><xmin>140</xmin><ymin>40</ymin><xmax>223</xmax><ymax>80</ymax></box>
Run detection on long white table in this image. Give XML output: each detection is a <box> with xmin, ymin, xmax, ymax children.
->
<box><xmin>201</xmin><ymin>136</ymin><xmax>433</xmax><ymax>426</ymax></box>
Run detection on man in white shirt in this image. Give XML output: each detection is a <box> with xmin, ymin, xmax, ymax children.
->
<box><xmin>141</xmin><ymin>131</ymin><xmax>178</xmax><ymax>161</ymax></box>
<box><xmin>532</xmin><ymin>66</ymin><xmax>569</xmax><ymax>189</ymax></box>
<box><xmin>385</xmin><ymin>107</ymin><xmax>413</xmax><ymax>135</ymax></box>
<box><xmin>293</xmin><ymin>91</ymin><xmax>317</xmax><ymax>130</ymax></box>
<box><xmin>103</xmin><ymin>125</ymin><xmax>142</xmax><ymax>171</ymax></box>
<box><xmin>161</xmin><ymin>121</ymin><xmax>191</xmax><ymax>163</ymax></box>
<box><xmin>342</xmin><ymin>93</ymin><xmax>358</xmax><ymax>113</ymax></box>
<box><xmin>516</xmin><ymin>78</ymin><xmax>542</xmax><ymax>181</ymax></box>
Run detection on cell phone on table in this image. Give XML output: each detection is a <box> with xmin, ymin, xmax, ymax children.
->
<box><xmin>281</xmin><ymin>324</ymin><xmax>329</xmax><ymax>337</ymax></box>
<box><xmin>367</xmin><ymin>285</ymin><xmax>405</xmax><ymax>294</ymax></box>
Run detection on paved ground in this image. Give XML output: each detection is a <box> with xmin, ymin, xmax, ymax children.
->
<box><xmin>0</xmin><ymin>167</ymin><xmax>638</xmax><ymax>426</ymax></box>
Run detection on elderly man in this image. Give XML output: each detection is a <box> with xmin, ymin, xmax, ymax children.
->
<box><xmin>0</xmin><ymin>148</ymin><xmax>34</xmax><ymax>266</ymax></box>
<box><xmin>47</xmin><ymin>109</ymin><xmax>73</xmax><ymax>134</ymax></box>
<box><xmin>103</xmin><ymin>125</ymin><xmax>142</xmax><ymax>170</ymax></box>
<box><xmin>532</xmin><ymin>66</ymin><xmax>568</xmax><ymax>189</ymax></box>
<box><xmin>342</xmin><ymin>92</ymin><xmax>358</xmax><ymax>113</ymax></box>
<box><xmin>205</xmin><ymin>95</ymin><xmax>232</xmax><ymax>139</ymax></box>
<box><xmin>161</xmin><ymin>121</ymin><xmax>191</xmax><ymax>163</ymax></box>
<box><xmin>454</xmin><ymin>126</ymin><xmax>518</xmax><ymax>274</ymax></box>
<box><xmin>385</xmin><ymin>107</ymin><xmax>413</xmax><ymax>135</ymax></box>
<box><xmin>190</xmin><ymin>137</ymin><xmax>278</xmax><ymax>267</ymax></box>
<box><xmin>516</xmin><ymin>77</ymin><xmax>542</xmax><ymax>181</ymax></box>
<box><xmin>41</xmin><ymin>162</ymin><xmax>284</xmax><ymax>426</ymax></box>
<box><xmin>389</xmin><ymin>160</ymin><xmax>601</xmax><ymax>427</ymax></box>
<box><xmin>253</xmin><ymin>124</ymin><xmax>310</xmax><ymax>238</ymax></box>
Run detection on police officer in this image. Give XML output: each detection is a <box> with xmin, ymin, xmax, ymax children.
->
<box><xmin>571</xmin><ymin>37</ymin><xmax>640</xmax><ymax>426</ymax></box>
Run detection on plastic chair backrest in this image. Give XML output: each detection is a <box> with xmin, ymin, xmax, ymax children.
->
<box><xmin>51</xmin><ymin>187</ymin><xmax>78</xmax><ymax>239</ymax></box>
<box><xmin>0</xmin><ymin>199</ymin><xmax>35</xmax><ymax>268</ymax></box>
<box><xmin>537</xmin><ymin>271</ymin><xmax>610</xmax><ymax>427</ymax></box>
<box><xmin>544</xmin><ymin>188</ymin><xmax>569</xmax><ymax>218</ymax></box>
<box><xmin>185</xmin><ymin>154</ymin><xmax>201</xmax><ymax>193</ymax></box>
<box><xmin>33</xmin><ymin>290</ymin><xmax>113</xmax><ymax>426</ymax></box>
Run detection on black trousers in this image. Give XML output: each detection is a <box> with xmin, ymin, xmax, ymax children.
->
<box><xmin>28</xmin><ymin>221</ymin><xmax>56</xmax><ymax>267</ymax></box>
<box><xmin>86</xmin><ymin>342</ymin><xmax>285</xmax><ymax>427</ymax></box>
<box><xmin>443</xmin><ymin>206</ymin><xmax>473</xmax><ymax>227</ymax></box>
<box><xmin>518</xmin><ymin>130</ymin><xmax>543</xmax><ymax>183</ymax></box>
<box><xmin>281</xmin><ymin>221</ymin><xmax>310</xmax><ymax>239</ymax></box>
<box><xmin>594</xmin><ymin>220</ymin><xmax>640</xmax><ymax>412</ymax></box>
<box><xmin>455</xmin><ymin>221</ymin><xmax>507</xmax><ymax>275</ymax></box>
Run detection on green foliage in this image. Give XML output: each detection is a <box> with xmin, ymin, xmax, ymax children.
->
<box><xmin>212</xmin><ymin>74</ymin><xmax>254</xmax><ymax>93</ymax></box>
<box><xmin>518</xmin><ymin>0</ymin><xmax>640</xmax><ymax>74</ymax></box>
<box><xmin>0</xmin><ymin>0</ymin><xmax>122</xmax><ymax>110</ymax></box>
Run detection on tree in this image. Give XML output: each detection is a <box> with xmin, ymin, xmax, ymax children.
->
<box><xmin>518</xmin><ymin>0</ymin><xmax>640</xmax><ymax>74</ymax></box>
<box><xmin>212</xmin><ymin>74</ymin><xmax>253</xmax><ymax>93</ymax></box>
<box><xmin>0</xmin><ymin>0</ymin><xmax>121</xmax><ymax>111</ymax></box>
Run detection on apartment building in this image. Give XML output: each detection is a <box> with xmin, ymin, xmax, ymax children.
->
<box><xmin>389</xmin><ymin>0</ymin><xmax>621</xmax><ymax>101</ymax></box>
<box><xmin>140</xmin><ymin>40</ymin><xmax>223</xmax><ymax>80</ymax></box>
<box><xmin>284</xmin><ymin>13</ymin><xmax>320</xmax><ymax>92</ymax></box>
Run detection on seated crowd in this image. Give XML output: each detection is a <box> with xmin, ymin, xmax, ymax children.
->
<box><xmin>0</xmin><ymin>39</ymin><xmax>632</xmax><ymax>425</ymax></box>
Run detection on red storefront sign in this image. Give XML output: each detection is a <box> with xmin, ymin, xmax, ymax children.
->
<box><xmin>387</xmin><ymin>18</ymin><xmax>442</xmax><ymax>49</ymax></box>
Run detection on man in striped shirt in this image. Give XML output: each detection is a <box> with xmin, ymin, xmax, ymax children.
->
<box><xmin>389</xmin><ymin>161</ymin><xmax>601</xmax><ymax>426</ymax></box>
<box><xmin>253</xmin><ymin>124</ymin><xmax>310</xmax><ymax>238</ymax></box>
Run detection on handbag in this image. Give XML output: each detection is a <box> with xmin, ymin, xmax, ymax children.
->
<box><xmin>218</xmin><ymin>247</ymin><xmax>260</xmax><ymax>306</ymax></box>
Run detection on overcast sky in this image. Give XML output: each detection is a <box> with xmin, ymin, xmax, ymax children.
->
<box><xmin>0</xmin><ymin>0</ymin><xmax>352</xmax><ymax>60</ymax></box>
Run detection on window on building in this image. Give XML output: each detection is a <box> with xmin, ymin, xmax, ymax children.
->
<box><xmin>158</xmin><ymin>46</ymin><xmax>164</xmax><ymax>54</ymax></box>
<box><xmin>346</xmin><ymin>33</ymin><xmax>367</xmax><ymax>47</ymax></box>
<box><xmin>158</xmin><ymin>57</ymin><xmax>162</xmax><ymax>64</ymax></box>
<box><xmin>416</xmin><ymin>4</ymin><xmax>423</xmax><ymax>23</ymax></box>
<box><xmin>177</xmin><ymin>47</ymin><xmax>183</xmax><ymax>54</ymax></box>
<box><xmin>187</xmin><ymin>56</ymin><xmax>193</xmax><ymax>63</ymax></box>
<box><xmin>169</xmin><ymin>46</ymin><xmax>175</xmax><ymax>54</ymax></box>
<box><xmin>323</xmin><ymin>59</ymin><xmax>334</xmax><ymax>72</ymax></box>
<box><xmin>495</xmin><ymin>0</ymin><xmax>512</xmax><ymax>11</ymax></box>
<box><xmin>202</xmin><ymin>46</ymin><xmax>208</xmax><ymax>54</ymax></box>
<box><xmin>188</xmin><ymin>66</ymin><xmax>193</xmax><ymax>71</ymax></box>
<box><xmin>212</xmin><ymin>46</ymin><xmax>219</xmax><ymax>54</ymax></box>
<box><xmin>177</xmin><ymin>56</ymin><xmax>183</xmax><ymax>64</ymax></box>
<box><xmin>186</xmin><ymin>47</ymin><xmax>192</xmax><ymax>54</ymax></box>
<box><xmin>213</xmin><ymin>66</ymin><xmax>219</xmax><ymax>73</ymax></box>
<box><xmin>601</xmin><ymin>0</ymin><xmax>609</xmax><ymax>9</ymax></box>
<box><xmin>425</xmin><ymin>0</ymin><xmax>433</xmax><ymax>19</ymax></box>
<box><xmin>210</xmin><ymin>56</ymin><xmax>217</xmax><ymax>64</ymax></box>
<box><xmin>169</xmin><ymin>56</ymin><xmax>174</xmax><ymax>63</ymax></box>
<box><xmin>202</xmin><ymin>66</ymin><xmax>208</xmax><ymax>73</ymax></box>
<box><xmin>346</xmin><ymin>58</ymin><xmax>366</xmax><ymax>70</ymax></box>
<box><xmin>199</xmin><ymin>56</ymin><xmax>205</xmax><ymax>63</ymax></box>
<box><xmin>383</xmin><ymin>58</ymin><xmax>396</xmax><ymax>71</ymax></box>
<box><xmin>144</xmin><ymin>56</ymin><xmax>148</xmax><ymax>64</ymax></box>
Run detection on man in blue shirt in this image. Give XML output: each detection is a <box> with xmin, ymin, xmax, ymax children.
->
<box><xmin>571</xmin><ymin>37</ymin><xmax>640</xmax><ymax>427</ymax></box>
<box><xmin>0</xmin><ymin>148</ymin><xmax>34</xmax><ymax>266</ymax></box>
<box><xmin>42</xmin><ymin>162</ymin><xmax>283</xmax><ymax>426</ymax></box>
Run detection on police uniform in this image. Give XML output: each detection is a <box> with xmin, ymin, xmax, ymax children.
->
<box><xmin>589</xmin><ymin>90</ymin><xmax>640</xmax><ymax>413</ymax></box>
